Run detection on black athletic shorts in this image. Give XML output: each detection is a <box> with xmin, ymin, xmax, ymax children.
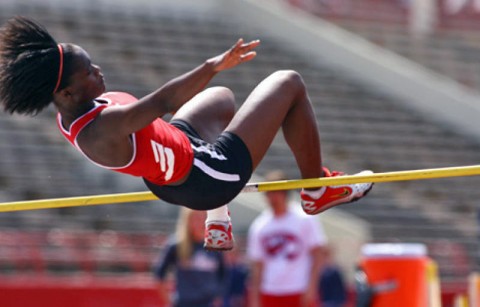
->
<box><xmin>143</xmin><ymin>120</ymin><xmax>253</xmax><ymax>210</ymax></box>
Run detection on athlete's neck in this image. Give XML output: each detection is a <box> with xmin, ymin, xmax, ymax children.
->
<box><xmin>57</xmin><ymin>100</ymin><xmax>97</xmax><ymax>128</ymax></box>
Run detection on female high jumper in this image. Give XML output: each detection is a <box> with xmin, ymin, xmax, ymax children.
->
<box><xmin>0</xmin><ymin>17</ymin><xmax>373</xmax><ymax>250</ymax></box>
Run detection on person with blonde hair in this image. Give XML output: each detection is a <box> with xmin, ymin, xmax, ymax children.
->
<box><xmin>154</xmin><ymin>208</ymin><xmax>226</xmax><ymax>307</ymax></box>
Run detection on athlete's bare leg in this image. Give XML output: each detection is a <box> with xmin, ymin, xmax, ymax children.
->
<box><xmin>225</xmin><ymin>70</ymin><xmax>322</xmax><ymax>179</ymax></box>
<box><xmin>171</xmin><ymin>86</ymin><xmax>234</xmax><ymax>250</ymax></box>
<box><xmin>171</xmin><ymin>86</ymin><xmax>235</xmax><ymax>142</ymax></box>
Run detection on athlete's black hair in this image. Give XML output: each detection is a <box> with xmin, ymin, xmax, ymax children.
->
<box><xmin>0</xmin><ymin>16</ymin><xmax>71</xmax><ymax>115</ymax></box>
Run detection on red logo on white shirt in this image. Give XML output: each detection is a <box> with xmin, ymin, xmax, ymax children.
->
<box><xmin>262</xmin><ymin>232</ymin><xmax>301</xmax><ymax>260</ymax></box>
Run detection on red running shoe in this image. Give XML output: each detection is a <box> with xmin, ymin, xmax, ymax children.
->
<box><xmin>300</xmin><ymin>167</ymin><xmax>373</xmax><ymax>215</ymax></box>
<box><xmin>204</xmin><ymin>219</ymin><xmax>234</xmax><ymax>251</ymax></box>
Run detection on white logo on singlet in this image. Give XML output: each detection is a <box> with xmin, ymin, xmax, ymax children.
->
<box><xmin>151</xmin><ymin>140</ymin><xmax>175</xmax><ymax>181</ymax></box>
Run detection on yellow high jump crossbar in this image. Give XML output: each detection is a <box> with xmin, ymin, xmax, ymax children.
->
<box><xmin>2</xmin><ymin>164</ymin><xmax>480</xmax><ymax>213</ymax></box>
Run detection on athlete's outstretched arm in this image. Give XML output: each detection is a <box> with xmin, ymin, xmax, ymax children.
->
<box><xmin>101</xmin><ymin>39</ymin><xmax>259</xmax><ymax>136</ymax></box>
<box><xmin>157</xmin><ymin>38</ymin><xmax>259</xmax><ymax>114</ymax></box>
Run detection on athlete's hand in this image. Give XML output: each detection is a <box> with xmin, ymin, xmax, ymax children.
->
<box><xmin>208</xmin><ymin>38</ymin><xmax>260</xmax><ymax>72</ymax></box>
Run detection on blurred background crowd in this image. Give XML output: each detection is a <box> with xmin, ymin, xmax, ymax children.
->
<box><xmin>0</xmin><ymin>0</ymin><xmax>480</xmax><ymax>305</ymax></box>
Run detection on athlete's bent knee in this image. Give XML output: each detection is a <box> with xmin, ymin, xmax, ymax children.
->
<box><xmin>213</xmin><ymin>87</ymin><xmax>235</xmax><ymax>116</ymax></box>
<box><xmin>205</xmin><ymin>86</ymin><xmax>235</xmax><ymax>102</ymax></box>
<box><xmin>270</xmin><ymin>70</ymin><xmax>305</xmax><ymax>89</ymax></box>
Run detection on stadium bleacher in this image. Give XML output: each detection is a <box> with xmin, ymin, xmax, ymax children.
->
<box><xmin>0</xmin><ymin>0</ymin><xmax>479</xmax><ymax>288</ymax></box>
<box><xmin>287</xmin><ymin>0</ymin><xmax>480</xmax><ymax>90</ymax></box>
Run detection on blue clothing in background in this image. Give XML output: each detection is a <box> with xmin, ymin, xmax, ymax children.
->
<box><xmin>319</xmin><ymin>265</ymin><xmax>347</xmax><ymax>307</ymax></box>
<box><xmin>223</xmin><ymin>263</ymin><xmax>248</xmax><ymax>307</ymax></box>
<box><xmin>154</xmin><ymin>240</ymin><xmax>225</xmax><ymax>307</ymax></box>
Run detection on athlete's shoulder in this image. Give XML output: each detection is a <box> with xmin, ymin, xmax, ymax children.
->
<box><xmin>99</xmin><ymin>92</ymin><xmax>138</xmax><ymax>105</ymax></box>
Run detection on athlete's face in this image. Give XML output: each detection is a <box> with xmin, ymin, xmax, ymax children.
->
<box><xmin>66</xmin><ymin>45</ymin><xmax>105</xmax><ymax>103</ymax></box>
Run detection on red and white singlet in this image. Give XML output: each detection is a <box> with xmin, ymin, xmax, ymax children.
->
<box><xmin>57</xmin><ymin>92</ymin><xmax>194</xmax><ymax>185</ymax></box>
